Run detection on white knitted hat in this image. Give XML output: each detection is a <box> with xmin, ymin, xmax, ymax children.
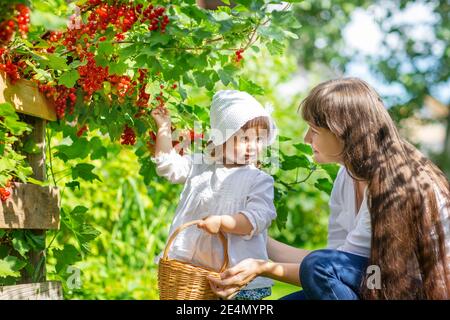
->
<box><xmin>209</xmin><ymin>90</ymin><xmax>277</xmax><ymax>146</ymax></box>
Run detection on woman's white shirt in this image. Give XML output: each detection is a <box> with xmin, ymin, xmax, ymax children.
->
<box><xmin>327</xmin><ymin>167</ymin><xmax>450</xmax><ymax>258</ymax></box>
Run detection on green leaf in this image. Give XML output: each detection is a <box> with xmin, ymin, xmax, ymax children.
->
<box><xmin>293</xmin><ymin>143</ymin><xmax>313</xmax><ymax>155</ymax></box>
<box><xmin>0</xmin><ymin>103</ymin><xmax>16</xmax><ymax>117</ymax></box>
<box><xmin>24</xmin><ymin>231</ymin><xmax>45</xmax><ymax>251</ymax></box>
<box><xmin>239</xmin><ymin>78</ymin><xmax>265</xmax><ymax>95</ymax></box>
<box><xmin>58</xmin><ymin>70</ymin><xmax>79</xmax><ymax>88</ymax></box>
<box><xmin>218</xmin><ymin>64</ymin><xmax>239</xmax><ymax>86</ymax></box>
<box><xmin>78</xmin><ymin>224</ymin><xmax>101</xmax><ymax>254</ymax></box>
<box><xmin>65</xmin><ymin>181</ymin><xmax>81</xmax><ymax>191</ymax></box>
<box><xmin>72</xmin><ymin>205</ymin><xmax>89</xmax><ymax>217</ymax></box>
<box><xmin>278</xmin><ymin>136</ymin><xmax>292</xmax><ymax>142</ymax></box>
<box><xmin>97</xmin><ymin>41</ymin><xmax>114</xmax><ymax>57</ymax></box>
<box><xmin>89</xmin><ymin>137</ymin><xmax>107</xmax><ymax>160</ymax></box>
<box><xmin>0</xmin><ymin>256</ymin><xmax>27</xmax><ymax>278</ymax></box>
<box><xmin>55</xmin><ymin>138</ymin><xmax>90</xmax><ymax>160</ymax></box>
<box><xmin>61</xmin><ymin>206</ymin><xmax>100</xmax><ymax>254</ymax></box>
<box><xmin>72</xmin><ymin>163</ymin><xmax>102</xmax><ymax>182</ymax></box>
<box><xmin>193</xmin><ymin>71</ymin><xmax>211</xmax><ymax>88</ymax></box>
<box><xmin>109</xmin><ymin>61</ymin><xmax>128</xmax><ymax>75</ymax></box>
<box><xmin>45</xmin><ymin>53</ymin><xmax>68</xmax><ymax>70</ymax></box>
<box><xmin>271</xmin><ymin>10</ymin><xmax>302</xmax><ymax>29</ymax></box>
<box><xmin>320</xmin><ymin>163</ymin><xmax>340</xmax><ymax>181</ymax></box>
<box><xmin>266</xmin><ymin>40</ymin><xmax>285</xmax><ymax>56</ymax></box>
<box><xmin>53</xmin><ymin>244</ymin><xmax>82</xmax><ymax>274</ymax></box>
<box><xmin>281</xmin><ymin>154</ymin><xmax>310</xmax><ymax>170</ymax></box>
<box><xmin>283</xmin><ymin>30</ymin><xmax>299</xmax><ymax>39</ymax></box>
<box><xmin>22</xmin><ymin>138</ymin><xmax>41</xmax><ymax>154</ymax></box>
<box><xmin>275</xmin><ymin>199</ymin><xmax>288</xmax><ymax>230</ymax></box>
<box><xmin>314</xmin><ymin>178</ymin><xmax>333</xmax><ymax>195</ymax></box>
<box><xmin>12</xmin><ymin>236</ymin><xmax>31</xmax><ymax>258</ymax></box>
<box><xmin>139</xmin><ymin>156</ymin><xmax>156</xmax><ymax>185</ymax></box>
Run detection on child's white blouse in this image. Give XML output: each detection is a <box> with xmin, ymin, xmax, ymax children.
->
<box><xmin>328</xmin><ymin>167</ymin><xmax>450</xmax><ymax>258</ymax></box>
<box><xmin>152</xmin><ymin>150</ymin><xmax>277</xmax><ymax>290</ymax></box>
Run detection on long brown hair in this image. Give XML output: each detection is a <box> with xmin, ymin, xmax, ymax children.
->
<box><xmin>300</xmin><ymin>77</ymin><xmax>450</xmax><ymax>299</ymax></box>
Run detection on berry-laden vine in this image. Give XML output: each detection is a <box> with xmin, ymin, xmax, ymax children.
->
<box><xmin>0</xmin><ymin>0</ymin><xmax>324</xmax><ymax>296</ymax></box>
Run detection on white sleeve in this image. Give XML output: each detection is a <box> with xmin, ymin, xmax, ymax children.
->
<box><xmin>327</xmin><ymin>167</ymin><xmax>349</xmax><ymax>249</ymax></box>
<box><xmin>151</xmin><ymin>149</ymin><xmax>193</xmax><ymax>184</ymax></box>
<box><xmin>239</xmin><ymin>173</ymin><xmax>277</xmax><ymax>240</ymax></box>
<box><xmin>338</xmin><ymin>208</ymin><xmax>371</xmax><ymax>257</ymax></box>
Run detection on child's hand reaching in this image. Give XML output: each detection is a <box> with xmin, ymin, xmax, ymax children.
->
<box><xmin>197</xmin><ymin>215</ymin><xmax>222</xmax><ymax>234</ymax></box>
<box><xmin>151</xmin><ymin>105</ymin><xmax>171</xmax><ymax>128</ymax></box>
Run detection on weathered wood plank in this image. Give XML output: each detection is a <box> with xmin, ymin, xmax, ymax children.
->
<box><xmin>0</xmin><ymin>72</ymin><xmax>56</xmax><ymax>121</ymax></box>
<box><xmin>0</xmin><ymin>182</ymin><xmax>60</xmax><ymax>230</ymax></box>
<box><xmin>0</xmin><ymin>281</ymin><xmax>63</xmax><ymax>300</ymax></box>
<box><xmin>21</xmin><ymin>115</ymin><xmax>49</xmax><ymax>282</ymax></box>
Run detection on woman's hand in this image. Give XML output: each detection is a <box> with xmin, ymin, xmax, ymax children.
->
<box><xmin>197</xmin><ymin>215</ymin><xmax>222</xmax><ymax>234</ymax></box>
<box><xmin>151</xmin><ymin>105</ymin><xmax>171</xmax><ymax>128</ymax></box>
<box><xmin>207</xmin><ymin>258</ymin><xmax>266</xmax><ymax>299</ymax></box>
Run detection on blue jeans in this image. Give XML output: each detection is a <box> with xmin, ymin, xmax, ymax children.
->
<box><xmin>280</xmin><ymin>249</ymin><xmax>369</xmax><ymax>300</ymax></box>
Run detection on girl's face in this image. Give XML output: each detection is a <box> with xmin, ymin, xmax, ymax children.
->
<box><xmin>223</xmin><ymin>127</ymin><xmax>267</xmax><ymax>165</ymax></box>
<box><xmin>304</xmin><ymin>123</ymin><xmax>344</xmax><ymax>164</ymax></box>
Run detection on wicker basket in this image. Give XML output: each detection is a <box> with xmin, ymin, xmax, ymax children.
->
<box><xmin>158</xmin><ymin>219</ymin><xmax>229</xmax><ymax>300</ymax></box>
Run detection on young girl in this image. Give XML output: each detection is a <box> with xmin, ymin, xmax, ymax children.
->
<box><xmin>151</xmin><ymin>90</ymin><xmax>278</xmax><ymax>300</ymax></box>
<box><xmin>208</xmin><ymin>78</ymin><xmax>450</xmax><ymax>300</ymax></box>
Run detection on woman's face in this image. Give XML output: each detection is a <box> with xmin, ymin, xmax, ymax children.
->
<box><xmin>304</xmin><ymin>123</ymin><xmax>344</xmax><ymax>164</ymax></box>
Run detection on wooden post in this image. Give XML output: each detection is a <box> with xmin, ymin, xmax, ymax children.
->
<box><xmin>1</xmin><ymin>71</ymin><xmax>62</xmax><ymax>298</ymax></box>
<box><xmin>20</xmin><ymin>115</ymin><xmax>47</xmax><ymax>283</ymax></box>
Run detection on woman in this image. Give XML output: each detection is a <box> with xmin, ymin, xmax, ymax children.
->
<box><xmin>207</xmin><ymin>77</ymin><xmax>450</xmax><ymax>300</ymax></box>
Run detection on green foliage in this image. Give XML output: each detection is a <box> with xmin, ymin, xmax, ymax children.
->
<box><xmin>366</xmin><ymin>1</ymin><xmax>450</xmax><ymax>174</ymax></box>
<box><xmin>0</xmin><ymin>102</ymin><xmax>33</xmax><ymax>186</ymax></box>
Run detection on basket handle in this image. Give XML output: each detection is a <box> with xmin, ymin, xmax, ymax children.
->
<box><xmin>162</xmin><ymin>219</ymin><xmax>229</xmax><ymax>273</ymax></box>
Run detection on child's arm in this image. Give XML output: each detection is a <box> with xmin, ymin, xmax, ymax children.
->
<box><xmin>151</xmin><ymin>106</ymin><xmax>174</xmax><ymax>157</ymax></box>
<box><xmin>197</xmin><ymin>213</ymin><xmax>253</xmax><ymax>236</ymax></box>
<box><xmin>198</xmin><ymin>172</ymin><xmax>276</xmax><ymax>238</ymax></box>
<box><xmin>150</xmin><ymin>106</ymin><xmax>192</xmax><ymax>184</ymax></box>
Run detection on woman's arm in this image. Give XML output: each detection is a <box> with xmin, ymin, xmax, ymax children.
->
<box><xmin>267</xmin><ymin>237</ymin><xmax>311</xmax><ymax>263</ymax></box>
<box><xmin>208</xmin><ymin>238</ymin><xmax>313</xmax><ymax>298</ymax></box>
<box><xmin>207</xmin><ymin>258</ymin><xmax>303</xmax><ymax>298</ymax></box>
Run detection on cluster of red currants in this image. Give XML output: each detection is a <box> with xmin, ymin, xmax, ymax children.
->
<box><xmin>141</xmin><ymin>5</ymin><xmax>169</xmax><ymax>32</ymax></box>
<box><xmin>65</xmin><ymin>0</ymin><xmax>170</xmax><ymax>45</ymax></box>
<box><xmin>38</xmin><ymin>84</ymin><xmax>77</xmax><ymax>119</ymax></box>
<box><xmin>120</xmin><ymin>125</ymin><xmax>136</xmax><ymax>145</ymax></box>
<box><xmin>136</xmin><ymin>69</ymin><xmax>150</xmax><ymax>108</ymax></box>
<box><xmin>0</xmin><ymin>20</ymin><xmax>15</xmax><ymax>44</ymax></box>
<box><xmin>0</xmin><ymin>60</ymin><xmax>20</xmax><ymax>84</ymax></box>
<box><xmin>77</xmin><ymin>52</ymin><xmax>109</xmax><ymax>99</ymax></box>
<box><xmin>235</xmin><ymin>49</ymin><xmax>244</xmax><ymax>63</ymax></box>
<box><xmin>108</xmin><ymin>74</ymin><xmax>135</xmax><ymax>101</ymax></box>
<box><xmin>15</xmin><ymin>4</ymin><xmax>30</xmax><ymax>37</ymax></box>
<box><xmin>0</xmin><ymin>4</ymin><xmax>30</xmax><ymax>44</ymax></box>
<box><xmin>0</xmin><ymin>181</ymin><xmax>12</xmax><ymax>202</ymax></box>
